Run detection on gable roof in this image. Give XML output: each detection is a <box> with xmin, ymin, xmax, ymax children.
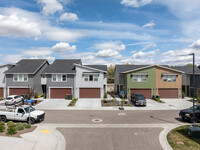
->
<box><xmin>84</xmin><ymin>65</ymin><xmax>107</xmax><ymax>72</ymax></box>
<box><xmin>116</xmin><ymin>65</ymin><xmax>184</xmax><ymax>74</ymax></box>
<box><xmin>174</xmin><ymin>66</ymin><xmax>200</xmax><ymax>74</ymax></box>
<box><xmin>5</xmin><ymin>59</ymin><xmax>48</xmax><ymax>74</ymax></box>
<box><xmin>43</xmin><ymin>59</ymin><xmax>82</xmax><ymax>74</ymax></box>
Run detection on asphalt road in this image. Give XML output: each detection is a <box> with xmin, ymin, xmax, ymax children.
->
<box><xmin>57</xmin><ymin>128</ymin><xmax>163</xmax><ymax>150</ymax></box>
<box><xmin>43</xmin><ymin>110</ymin><xmax>184</xmax><ymax>124</ymax></box>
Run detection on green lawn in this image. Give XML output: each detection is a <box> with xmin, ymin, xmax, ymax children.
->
<box><xmin>167</xmin><ymin>125</ymin><xmax>200</xmax><ymax>150</ymax></box>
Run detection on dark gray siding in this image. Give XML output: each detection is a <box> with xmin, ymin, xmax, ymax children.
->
<box><xmin>190</xmin><ymin>75</ymin><xmax>200</xmax><ymax>96</ymax></box>
<box><xmin>6</xmin><ymin>74</ymin><xmax>34</xmax><ymax>87</ymax></box>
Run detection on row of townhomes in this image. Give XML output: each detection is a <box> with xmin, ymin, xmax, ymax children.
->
<box><xmin>0</xmin><ymin>59</ymin><xmax>200</xmax><ymax>99</ymax></box>
<box><xmin>0</xmin><ymin>59</ymin><xmax>107</xmax><ymax>99</ymax></box>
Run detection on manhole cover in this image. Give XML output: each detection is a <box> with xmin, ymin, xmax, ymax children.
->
<box><xmin>92</xmin><ymin>118</ymin><xmax>103</xmax><ymax>123</ymax></box>
<box><xmin>118</xmin><ymin>112</ymin><xmax>126</xmax><ymax>116</ymax></box>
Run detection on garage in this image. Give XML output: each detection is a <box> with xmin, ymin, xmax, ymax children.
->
<box><xmin>0</xmin><ymin>88</ymin><xmax>3</xmax><ymax>97</ymax></box>
<box><xmin>158</xmin><ymin>88</ymin><xmax>178</xmax><ymax>98</ymax></box>
<box><xmin>130</xmin><ymin>89</ymin><xmax>152</xmax><ymax>99</ymax></box>
<box><xmin>9</xmin><ymin>88</ymin><xmax>30</xmax><ymax>96</ymax></box>
<box><xmin>79</xmin><ymin>88</ymin><xmax>100</xmax><ymax>98</ymax></box>
<box><xmin>50</xmin><ymin>88</ymin><xmax>72</xmax><ymax>99</ymax></box>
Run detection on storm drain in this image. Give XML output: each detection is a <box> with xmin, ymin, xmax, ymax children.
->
<box><xmin>118</xmin><ymin>112</ymin><xmax>126</xmax><ymax>116</ymax></box>
<box><xmin>92</xmin><ymin>118</ymin><xmax>103</xmax><ymax>123</ymax></box>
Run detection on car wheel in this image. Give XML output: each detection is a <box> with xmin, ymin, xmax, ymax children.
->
<box><xmin>191</xmin><ymin>117</ymin><xmax>198</xmax><ymax>123</ymax></box>
<box><xmin>0</xmin><ymin>116</ymin><xmax>7</xmax><ymax>122</ymax></box>
<box><xmin>28</xmin><ymin>117</ymin><xmax>35</xmax><ymax>125</ymax></box>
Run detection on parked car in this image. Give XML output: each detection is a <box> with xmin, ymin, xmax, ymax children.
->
<box><xmin>179</xmin><ymin>105</ymin><xmax>200</xmax><ymax>123</ymax></box>
<box><xmin>119</xmin><ymin>91</ymin><xmax>126</xmax><ymax>98</ymax></box>
<box><xmin>0</xmin><ymin>105</ymin><xmax>45</xmax><ymax>124</ymax></box>
<box><xmin>5</xmin><ymin>95</ymin><xmax>24</xmax><ymax>105</ymax></box>
<box><xmin>131</xmin><ymin>93</ymin><xmax>146</xmax><ymax>106</ymax></box>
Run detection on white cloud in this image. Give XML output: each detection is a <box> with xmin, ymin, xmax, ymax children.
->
<box><xmin>38</xmin><ymin>0</ymin><xmax>63</xmax><ymax>15</ymax></box>
<box><xmin>143</xmin><ymin>20</ymin><xmax>155</xmax><ymax>28</ymax></box>
<box><xmin>95</xmin><ymin>42</ymin><xmax>125</xmax><ymax>59</ymax></box>
<box><xmin>22</xmin><ymin>48</ymin><xmax>52</xmax><ymax>57</ymax></box>
<box><xmin>141</xmin><ymin>43</ymin><xmax>157</xmax><ymax>51</ymax></box>
<box><xmin>52</xmin><ymin>42</ymin><xmax>76</xmax><ymax>53</ymax></box>
<box><xmin>0</xmin><ymin>14</ymin><xmax>41</xmax><ymax>38</ymax></box>
<box><xmin>59</xmin><ymin>12</ymin><xmax>78</xmax><ymax>22</ymax></box>
<box><xmin>30</xmin><ymin>56</ymin><xmax>55</xmax><ymax>63</ymax></box>
<box><xmin>3</xmin><ymin>54</ymin><xmax>23</xmax><ymax>64</ymax></box>
<box><xmin>132</xmin><ymin>50</ymin><xmax>157</xmax><ymax>58</ymax></box>
<box><xmin>190</xmin><ymin>39</ymin><xmax>200</xmax><ymax>50</ymax></box>
<box><xmin>121</xmin><ymin>0</ymin><xmax>152</xmax><ymax>8</ymax></box>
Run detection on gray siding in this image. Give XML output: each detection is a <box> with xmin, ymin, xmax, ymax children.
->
<box><xmin>33</xmin><ymin>62</ymin><xmax>48</xmax><ymax>95</ymax></box>
<box><xmin>46</xmin><ymin>74</ymin><xmax>75</xmax><ymax>98</ymax></box>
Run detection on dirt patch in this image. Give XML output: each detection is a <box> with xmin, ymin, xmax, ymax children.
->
<box><xmin>101</xmin><ymin>100</ymin><xmax>131</xmax><ymax>107</ymax></box>
<box><xmin>0</xmin><ymin>126</ymin><xmax>37</xmax><ymax>138</ymax></box>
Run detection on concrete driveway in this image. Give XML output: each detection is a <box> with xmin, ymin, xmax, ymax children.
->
<box><xmin>35</xmin><ymin>99</ymin><xmax>71</xmax><ymax>110</ymax></box>
<box><xmin>75</xmin><ymin>98</ymin><xmax>101</xmax><ymax>109</ymax></box>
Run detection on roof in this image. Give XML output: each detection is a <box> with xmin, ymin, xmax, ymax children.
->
<box><xmin>116</xmin><ymin>65</ymin><xmax>183</xmax><ymax>74</ymax></box>
<box><xmin>5</xmin><ymin>59</ymin><xmax>48</xmax><ymax>74</ymax></box>
<box><xmin>174</xmin><ymin>66</ymin><xmax>200</xmax><ymax>74</ymax></box>
<box><xmin>43</xmin><ymin>59</ymin><xmax>82</xmax><ymax>74</ymax></box>
<box><xmin>115</xmin><ymin>65</ymin><xmax>148</xmax><ymax>73</ymax></box>
<box><xmin>84</xmin><ymin>65</ymin><xmax>107</xmax><ymax>72</ymax></box>
<box><xmin>0</xmin><ymin>64</ymin><xmax>15</xmax><ymax>68</ymax></box>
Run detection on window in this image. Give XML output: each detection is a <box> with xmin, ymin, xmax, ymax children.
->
<box><xmin>13</xmin><ymin>74</ymin><xmax>28</xmax><ymax>82</ymax></box>
<box><xmin>84</xmin><ymin>74</ymin><xmax>98</xmax><ymax>81</ymax></box>
<box><xmin>52</xmin><ymin>74</ymin><xmax>67</xmax><ymax>82</ymax></box>
<box><xmin>172</xmin><ymin>75</ymin><xmax>176</xmax><ymax>82</ymax></box>
<box><xmin>163</xmin><ymin>75</ymin><xmax>177</xmax><ymax>82</ymax></box>
<box><xmin>163</xmin><ymin>75</ymin><xmax>167</xmax><ymax>82</ymax></box>
<box><xmin>168</xmin><ymin>75</ymin><xmax>172</xmax><ymax>82</ymax></box>
<box><xmin>18</xmin><ymin>108</ymin><xmax>25</xmax><ymax>114</ymax></box>
<box><xmin>132</xmin><ymin>75</ymin><xmax>148</xmax><ymax>82</ymax></box>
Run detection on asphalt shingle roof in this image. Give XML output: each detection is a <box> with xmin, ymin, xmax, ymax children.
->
<box><xmin>43</xmin><ymin>59</ymin><xmax>82</xmax><ymax>74</ymax></box>
<box><xmin>5</xmin><ymin>59</ymin><xmax>47</xmax><ymax>74</ymax></box>
<box><xmin>85</xmin><ymin>65</ymin><xmax>107</xmax><ymax>72</ymax></box>
<box><xmin>174</xmin><ymin>66</ymin><xmax>200</xmax><ymax>74</ymax></box>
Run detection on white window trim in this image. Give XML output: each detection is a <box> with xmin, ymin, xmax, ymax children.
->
<box><xmin>84</xmin><ymin>74</ymin><xmax>98</xmax><ymax>82</ymax></box>
<box><xmin>51</xmin><ymin>74</ymin><xmax>68</xmax><ymax>82</ymax></box>
<box><xmin>132</xmin><ymin>75</ymin><xmax>148</xmax><ymax>82</ymax></box>
<box><xmin>13</xmin><ymin>74</ymin><xmax>28</xmax><ymax>82</ymax></box>
<box><xmin>163</xmin><ymin>75</ymin><xmax>177</xmax><ymax>82</ymax></box>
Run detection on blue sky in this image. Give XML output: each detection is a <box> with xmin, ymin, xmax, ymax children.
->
<box><xmin>0</xmin><ymin>0</ymin><xmax>200</xmax><ymax>65</ymax></box>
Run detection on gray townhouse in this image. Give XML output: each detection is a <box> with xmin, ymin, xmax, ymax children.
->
<box><xmin>174</xmin><ymin>66</ymin><xmax>200</xmax><ymax>97</ymax></box>
<box><xmin>0</xmin><ymin>64</ymin><xmax>15</xmax><ymax>98</ymax></box>
<box><xmin>42</xmin><ymin>59</ymin><xmax>107</xmax><ymax>99</ymax></box>
<box><xmin>4</xmin><ymin>59</ymin><xmax>49</xmax><ymax>96</ymax></box>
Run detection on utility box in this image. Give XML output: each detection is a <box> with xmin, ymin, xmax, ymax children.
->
<box><xmin>187</xmin><ymin>126</ymin><xmax>200</xmax><ymax>138</ymax></box>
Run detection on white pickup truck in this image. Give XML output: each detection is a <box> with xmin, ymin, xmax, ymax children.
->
<box><xmin>0</xmin><ymin>105</ymin><xmax>45</xmax><ymax>124</ymax></box>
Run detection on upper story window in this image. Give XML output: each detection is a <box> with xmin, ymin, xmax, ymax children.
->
<box><xmin>84</xmin><ymin>74</ymin><xmax>98</xmax><ymax>81</ymax></box>
<box><xmin>52</xmin><ymin>74</ymin><xmax>67</xmax><ymax>82</ymax></box>
<box><xmin>132</xmin><ymin>75</ymin><xmax>148</xmax><ymax>82</ymax></box>
<box><xmin>163</xmin><ymin>75</ymin><xmax>177</xmax><ymax>82</ymax></box>
<box><xmin>13</xmin><ymin>74</ymin><xmax>28</xmax><ymax>82</ymax></box>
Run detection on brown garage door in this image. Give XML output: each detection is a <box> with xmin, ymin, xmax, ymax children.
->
<box><xmin>0</xmin><ymin>88</ymin><xmax>3</xmax><ymax>97</ymax></box>
<box><xmin>158</xmin><ymin>88</ymin><xmax>178</xmax><ymax>98</ymax></box>
<box><xmin>79</xmin><ymin>88</ymin><xmax>100</xmax><ymax>98</ymax></box>
<box><xmin>50</xmin><ymin>88</ymin><xmax>72</xmax><ymax>99</ymax></box>
<box><xmin>9</xmin><ymin>88</ymin><xmax>30</xmax><ymax>95</ymax></box>
<box><xmin>130</xmin><ymin>89</ymin><xmax>152</xmax><ymax>99</ymax></box>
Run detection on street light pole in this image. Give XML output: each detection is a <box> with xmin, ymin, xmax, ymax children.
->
<box><xmin>189</xmin><ymin>53</ymin><xmax>196</xmax><ymax>126</ymax></box>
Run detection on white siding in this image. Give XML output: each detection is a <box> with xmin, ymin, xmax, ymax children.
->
<box><xmin>75</xmin><ymin>66</ymin><xmax>106</xmax><ymax>98</ymax></box>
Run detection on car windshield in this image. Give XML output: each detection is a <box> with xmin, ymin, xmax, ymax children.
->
<box><xmin>24</xmin><ymin>106</ymin><xmax>35</xmax><ymax>113</ymax></box>
<box><xmin>135</xmin><ymin>95</ymin><xmax>145</xmax><ymax>100</ymax></box>
<box><xmin>189</xmin><ymin>106</ymin><xmax>199</xmax><ymax>110</ymax></box>
<box><xmin>6</xmin><ymin>97</ymin><xmax>13</xmax><ymax>100</ymax></box>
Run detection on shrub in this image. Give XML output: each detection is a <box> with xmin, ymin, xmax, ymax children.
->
<box><xmin>6</xmin><ymin>127</ymin><xmax>17</xmax><ymax>135</ymax></box>
<box><xmin>0</xmin><ymin>121</ymin><xmax>5</xmax><ymax>126</ymax></box>
<box><xmin>0</xmin><ymin>97</ymin><xmax>3</xmax><ymax>100</ymax></box>
<box><xmin>182</xmin><ymin>92</ymin><xmax>185</xmax><ymax>99</ymax></box>
<box><xmin>103</xmin><ymin>98</ymin><xmax>107</xmax><ymax>103</ymax></box>
<box><xmin>7</xmin><ymin>121</ymin><xmax>16</xmax><ymax>128</ymax></box>
<box><xmin>104</xmin><ymin>93</ymin><xmax>107</xmax><ymax>98</ymax></box>
<box><xmin>112</xmin><ymin>99</ymin><xmax>116</xmax><ymax>102</ymax></box>
<box><xmin>15</xmin><ymin>123</ymin><xmax>24</xmax><ymax>131</ymax></box>
<box><xmin>24</xmin><ymin>124</ymin><xmax>31</xmax><ymax>129</ymax></box>
<box><xmin>73</xmin><ymin>98</ymin><xmax>77</xmax><ymax>101</ymax></box>
<box><xmin>196</xmin><ymin>95</ymin><xmax>200</xmax><ymax>102</ymax></box>
<box><xmin>0</xmin><ymin>125</ymin><xmax>5</xmax><ymax>132</ymax></box>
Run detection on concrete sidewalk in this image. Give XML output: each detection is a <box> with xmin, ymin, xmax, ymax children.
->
<box><xmin>0</xmin><ymin>126</ymin><xmax>65</xmax><ymax>150</ymax></box>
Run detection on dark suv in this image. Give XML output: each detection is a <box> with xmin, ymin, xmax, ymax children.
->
<box><xmin>179</xmin><ymin>105</ymin><xmax>200</xmax><ymax>123</ymax></box>
<box><xmin>131</xmin><ymin>93</ymin><xmax>146</xmax><ymax>106</ymax></box>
